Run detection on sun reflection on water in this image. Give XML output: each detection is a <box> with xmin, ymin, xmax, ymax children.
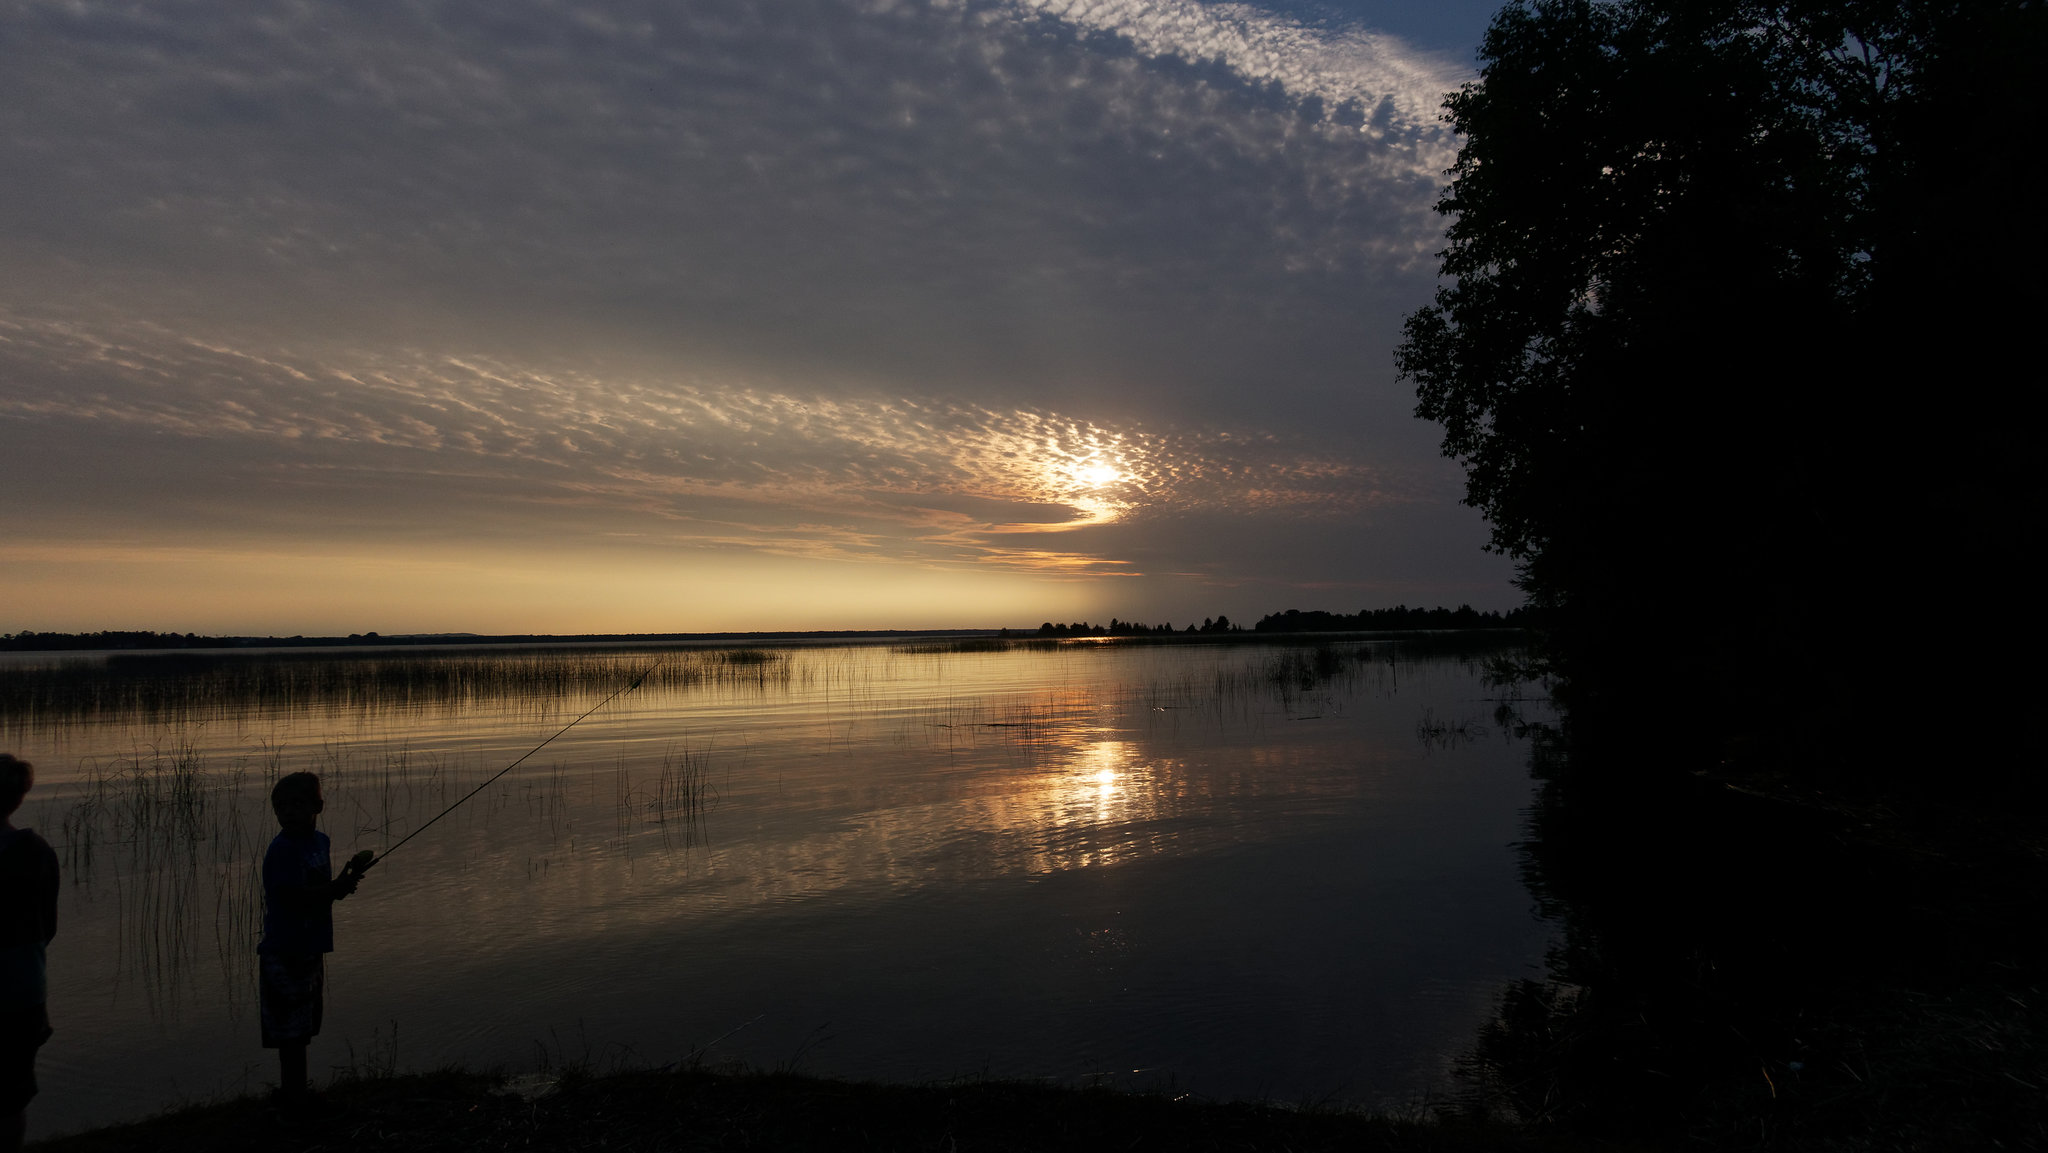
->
<box><xmin>1032</xmin><ymin>739</ymin><xmax>1170</xmax><ymax>873</ymax></box>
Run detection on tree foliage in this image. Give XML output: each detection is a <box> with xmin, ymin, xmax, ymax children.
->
<box><xmin>1399</xmin><ymin>0</ymin><xmax>2045</xmax><ymax>784</ymax></box>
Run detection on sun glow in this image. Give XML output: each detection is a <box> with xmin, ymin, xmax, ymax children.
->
<box><xmin>1056</xmin><ymin>454</ymin><xmax>1124</xmax><ymax>491</ymax></box>
<box><xmin>1078</xmin><ymin>462</ymin><xmax>1121</xmax><ymax>487</ymax></box>
<box><xmin>992</xmin><ymin>451</ymin><xmax>1138</xmax><ymax>534</ymax></box>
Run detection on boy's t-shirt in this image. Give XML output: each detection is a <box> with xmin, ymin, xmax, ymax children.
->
<box><xmin>0</xmin><ymin>826</ymin><xmax>59</xmax><ymax>1011</ymax></box>
<box><xmin>258</xmin><ymin>827</ymin><xmax>334</xmax><ymax>956</ymax></box>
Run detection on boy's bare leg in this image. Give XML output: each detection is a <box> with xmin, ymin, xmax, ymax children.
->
<box><xmin>278</xmin><ymin>1041</ymin><xmax>309</xmax><ymax>1101</ymax></box>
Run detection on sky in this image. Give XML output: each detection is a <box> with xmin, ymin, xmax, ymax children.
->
<box><xmin>0</xmin><ymin>0</ymin><xmax>1515</xmax><ymax>635</ymax></box>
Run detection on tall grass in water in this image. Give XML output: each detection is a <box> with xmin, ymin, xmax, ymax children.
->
<box><xmin>51</xmin><ymin>739</ymin><xmax>526</xmax><ymax>1019</ymax></box>
<box><xmin>49</xmin><ymin>738</ymin><xmax>647</xmax><ymax>1016</ymax></box>
<box><xmin>1414</xmin><ymin>706</ymin><xmax>1490</xmax><ymax>751</ymax></box>
<box><xmin>609</xmin><ymin>745</ymin><xmax>718</xmax><ymax>853</ymax></box>
<box><xmin>0</xmin><ymin>646</ymin><xmax>808</xmax><ymax>732</ymax></box>
<box><xmin>54</xmin><ymin>744</ymin><xmax>266</xmax><ymax>1018</ymax></box>
<box><xmin>650</xmin><ymin>745</ymin><xmax>717</xmax><ymax>849</ymax></box>
<box><xmin>318</xmin><ymin>743</ymin><xmax>461</xmax><ymax>843</ymax></box>
<box><xmin>890</xmin><ymin>638</ymin><xmax>1013</xmax><ymax>655</ymax></box>
<box><xmin>898</xmin><ymin>639</ymin><xmax>1498</xmax><ymax>759</ymax></box>
<box><xmin>1112</xmin><ymin>642</ymin><xmax>1380</xmax><ymax>718</ymax></box>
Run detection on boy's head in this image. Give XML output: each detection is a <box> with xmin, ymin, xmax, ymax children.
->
<box><xmin>270</xmin><ymin>771</ymin><xmax>324</xmax><ymax>827</ymax></box>
<box><xmin>0</xmin><ymin>754</ymin><xmax>32</xmax><ymax>819</ymax></box>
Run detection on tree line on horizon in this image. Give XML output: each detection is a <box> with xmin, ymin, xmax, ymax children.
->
<box><xmin>1018</xmin><ymin>604</ymin><xmax>1532</xmax><ymax>638</ymax></box>
<box><xmin>10</xmin><ymin>608</ymin><xmax>1536</xmax><ymax>651</ymax></box>
<box><xmin>0</xmin><ymin>629</ymin><xmax>425</xmax><ymax>652</ymax></box>
<box><xmin>0</xmin><ymin>629</ymin><xmax>230</xmax><ymax>652</ymax></box>
<box><xmin>1253</xmin><ymin>604</ymin><xmax>1535</xmax><ymax>633</ymax></box>
<box><xmin>1022</xmin><ymin>616</ymin><xmax>1241</xmax><ymax>637</ymax></box>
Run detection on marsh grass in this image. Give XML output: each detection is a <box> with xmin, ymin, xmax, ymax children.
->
<box><xmin>603</xmin><ymin>745</ymin><xmax>718</xmax><ymax>854</ymax></box>
<box><xmin>894</xmin><ymin>636</ymin><xmax>1535</xmax><ymax>763</ymax></box>
<box><xmin>1109</xmin><ymin>642</ymin><xmax>1382</xmax><ymax>719</ymax></box>
<box><xmin>3</xmin><ymin>636</ymin><xmax>1528</xmax><ymax>734</ymax></box>
<box><xmin>649</xmin><ymin>745</ymin><xmax>716</xmax><ymax>848</ymax></box>
<box><xmin>336</xmin><ymin>1020</ymin><xmax>404</xmax><ymax>1085</ymax></box>
<box><xmin>50</xmin><ymin>744</ymin><xmax>267</xmax><ymax>1018</ymax></box>
<box><xmin>1415</xmin><ymin>708</ymin><xmax>1491</xmax><ymax>751</ymax></box>
<box><xmin>0</xmin><ymin>646</ymin><xmax>807</xmax><ymax>732</ymax></box>
<box><xmin>44</xmin><ymin>737</ymin><xmax>630</xmax><ymax>1015</ymax></box>
<box><xmin>891</xmin><ymin>637</ymin><xmax>1014</xmax><ymax>654</ymax></box>
<box><xmin>926</xmin><ymin>690</ymin><xmax>1105</xmax><ymax>766</ymax></box>
<box><xmin>1252</xmin><ymin>645</ymin><xmax>1357</xmax><ymax>703</ymax></box>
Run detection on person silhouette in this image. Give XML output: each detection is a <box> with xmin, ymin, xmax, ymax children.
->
<box><xmin>0</xmin><ymin>754</ymin><xmax>57</xmax><ymax>1153</ymax></box>
<box><xmin>257</xmin><ymin>772</ymin><xmax>369</xmax><ymax>1115</ymax></box>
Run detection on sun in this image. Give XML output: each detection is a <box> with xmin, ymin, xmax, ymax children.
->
<box><xmin>1074</xmin><ymin>461</ymin><xmax>1121</xmax><ymax>488</ymax></box>
<box><xmin>1028</xmin><ymin>454</ymin><xmax>1134</xmax><ymax>528</ymax></box>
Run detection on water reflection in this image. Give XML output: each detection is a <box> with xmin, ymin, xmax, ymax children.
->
<box><xmin>10</xmin><ymin>636</ymin><xmax>1549</xmax><ymax>1138</ymax></box>
<box><xmin>1034</xmin><ymin>739</ymin><xmax>1161</xmax><ymax>873</ymax></box>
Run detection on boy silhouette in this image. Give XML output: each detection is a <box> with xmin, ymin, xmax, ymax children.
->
<box><xmin>258</xmin><ymin>772</ymin><xmax>370</xmax><ymax>1113</ymax></box>
<box><xmin>0</xmin><ymin>754</ymin><xmax>57</xmax><ymax>1153</ymax></box>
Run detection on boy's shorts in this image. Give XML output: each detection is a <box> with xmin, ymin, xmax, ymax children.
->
<box><xmin>0</xmin><ymin>1003</ymin><xmax>52</xmax><ymax>1114</ymax></box>
<box><xmin>259</xmin><ymin>952</ymin><xmax>325</xmax><ymax>1048</ymax></box>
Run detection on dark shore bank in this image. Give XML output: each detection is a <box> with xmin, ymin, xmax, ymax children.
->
<box><xmin>1461</xmin><ymin>766</ymin><xmax>2048</xmax><ymax>1151</ymax></box>
<box><xmin>30</xmin><ymin>1068</ymin><xmax>1603</xmax><ymax>1153</ymax></box>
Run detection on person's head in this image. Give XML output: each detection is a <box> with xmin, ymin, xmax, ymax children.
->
<box><xmin>270</xmin><ymin>771</ymin><xmax>324</xmax><ymax>827</ymax></box>
<box><xmin>0</xmin><ymin>754</ymin><xmax>32</xmax><ymax>820</ymax></box>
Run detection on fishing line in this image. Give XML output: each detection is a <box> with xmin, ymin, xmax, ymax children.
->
<box><xmin>360</xmin><ymin>657</ymin><xmax>665</xmax><ymax>868</ymax></box>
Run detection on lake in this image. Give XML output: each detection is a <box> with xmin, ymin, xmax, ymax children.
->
<box><xmin>2</xmin><ymin>634</ymin><xmax>1552</xmax><ymax>1139</ymax></box>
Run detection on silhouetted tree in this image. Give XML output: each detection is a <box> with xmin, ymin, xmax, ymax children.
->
<box><xmin>1397</xmin><ymin>0</ymin><xmax>2044</xmax><ymax>790</ymax></box>
<box><xmin>1253</xmin><ymin>605</ymin><xmax>1525</xmax><ymax>633</ymax></box>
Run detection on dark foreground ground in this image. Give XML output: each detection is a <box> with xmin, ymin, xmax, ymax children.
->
<box><xmin>30</xmin><ymin>1068</ymin><xmax>1640</xmax><ymax>1153</ymax></box>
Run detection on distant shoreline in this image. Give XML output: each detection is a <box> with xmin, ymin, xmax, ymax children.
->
<box><xmin>0</xmin><ymin>626</ymin><xmax>1530</xmax><ymax>657</ymax></box>
<box><xmin>1</xmin><ymin>605</ymin><xmax>1537</xmax><ymax>653</ymax></box>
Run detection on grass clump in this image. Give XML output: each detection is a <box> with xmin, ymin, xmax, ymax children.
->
<box><xmin>0</xmin><ymin>647</ymin><xmax>804</xmax><ymax>730</ymax></box>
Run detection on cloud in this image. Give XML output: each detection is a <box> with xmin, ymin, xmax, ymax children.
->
<box><xmin>0</xmin><ymin>312</ymin><xmax>1437</xmax><ymax>574</ymax></box>
<box><xmin>0</xmin><ymin>1</ymin><xmax>1464</xmax><ymax>395</ymax></box>
<box><xmin>0</xmin><ymin>0</ymin><xmax>1512</xmax><ymax>628</ymax></box>
<box><xmin>1002</xmin><ymin>0</ymin><xmax>1464</xmax><ymax>144</ymax></box>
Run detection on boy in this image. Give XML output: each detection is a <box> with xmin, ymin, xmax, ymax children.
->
<box><xmin>258</xmin><ymin>771</ymin><xmax>370</xmax><ymax>1112</ymax></box>
<box><xmin>0</xmin><ymin>754</ymin><xmax>57</xmax><ymax>1153</ymax></box>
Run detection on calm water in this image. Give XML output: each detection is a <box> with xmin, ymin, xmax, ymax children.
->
<box><xmin>4</xmin><ymin>636</ymin><xmax>1551</xmax><ymax>1138</ymax></box>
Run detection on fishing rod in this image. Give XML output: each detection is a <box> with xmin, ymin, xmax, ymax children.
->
<box><xmin>342</xmin><ymin>657</ymin><xmax>665</xmax><ymax>876</ymax></box>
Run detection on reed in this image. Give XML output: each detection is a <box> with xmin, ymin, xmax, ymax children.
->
<box><xmin>47</xmin><ymin>744</ymin><xmax>266</xmax><ymax>1017</ymax></box>
<box><xmin>890</xmin><ymin>638</ymin><xmax>1013</xmax><ymax>654</ymax></box>
<box><xmin>1414</xmin><ymin>707</ymin><xmax>1489</xmax><ymax>750</ymax></box>
<box><xmin>0</xmin><ymin>646</ymin><xmax>807</xmax><ymax>731</ymax></box>
<box><xmin>336</xmin><ymin>1020</ymin><xmax>404</xmax><ymax>1084</ymax></box>
<box><xmin>48</xmin><ymin>737</ymin><xmax>571</xmax><ymax>1017</ymax></box>
<box><xmin>605</xmin><ymin>744</ymin><xmax>718</xmax><ymax>852</ymax></box>
<box><xmin>651</xmin><ymin>745</ymin><xmax>716</xmax><ymax>833</ymax></box>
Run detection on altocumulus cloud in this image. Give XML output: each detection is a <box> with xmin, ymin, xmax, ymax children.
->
<box><xmin>0</xmin><ymin>316</ymin><xmax>1426</xmax><ymax>566</ymax></box>
<box><xmin>0</xmin><ymin>0</ymin><xmax>1511</xmax><ymax>629</ymax></box>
